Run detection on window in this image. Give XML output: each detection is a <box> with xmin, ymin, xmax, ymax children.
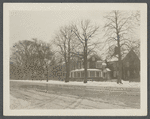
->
<box><xmin>71</xmin><ymin>72</ymin><xmax>73</xmax><ymax>78</ymax></box>
<box><xmin>81</xmin><ymin>62</ymin><xmax>83</xmax><ymax>69</ymax></box>
<box><xmin>81</xmin><ymin>71</ymin><xmax>84</xmax><ymax>78</ymax></box>
<box><xmin>74</xmin><ymin>65</ymin><xmax>76</xmax><ymax>70</ymax></box>
<box><xmin>77</xmin><ymin>72</ymin><xmax>80</xmax><ymax>78</ymax></box>
<box><xmin>90</xmin><ymin>71</ymin><xmax>95</xmax><ymax>77</ymax></box>
<box><xmin>74</xmin><ymin>72</ymin><xmax>76</xmax><ymax>78</ymax></box>
<box><xmin>113</xmin><ymin>71</ymin><xmax>118</xmax><ymax>77</ymax></box>
<box><xmin>96</xmin><ymin>71</ymin><xmax>99</xmax><ymax>77</ymax></box>
<box><xmin>88</xmin><ymin>71</ymin><xmax>90</xmax><ymax>77</ymax></box>
<box><xmin>92</xmin><ymin>57</ymin><xmax>95</xmax><ymax>61</ymax></box>
<box><xmin>103</xmin><ymin>72</ymin><xmax>105</xmax><ymax>77</ymax></box>
<box><xmin>99</xmin><ymin>71</ymin><xmax>101</xmax><ymax>77</ymax></box>
<box><xmin>96</xmin><ymin>62</ymin><xmax>102</xmax><ymax>68</ymax></box>
<box><xmin>101</xmin><ymin>71</ymin><xmax>103</xmax><ymax>77</ymax></box>
<box><xmin>78</xmin><ymin>63</ymin><xmax>80</xmax><ymax>69</ymax></box>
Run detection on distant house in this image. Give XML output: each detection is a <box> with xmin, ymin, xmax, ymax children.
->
<box><xmin>106</xmin><ymin>49</ymin><xmax>140</xmax><ymax>82</ymax></box>
<box><xmin>122</xmin><ymin>49</ymin><xmax>140</xmax><ymax>82</ymax></box>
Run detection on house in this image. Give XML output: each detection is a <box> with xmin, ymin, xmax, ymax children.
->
<box><xmin>70</xmin><ymin>54</ymin><xmax>111</xmax><ymax>81</ymax></box>
<box><xmin>122</xmin><ymin>49</ymin><xmax>140</xmax><ymax>82</ymax></box>
<box><xmin>106</xmin><ymin>49</ymin><xmax>140</xmax><ymax>82</ymax></box>
<box><xmin>87</xmin><ymin>54</ymin><xmax>102</xmax><ymax>69</ymax></box>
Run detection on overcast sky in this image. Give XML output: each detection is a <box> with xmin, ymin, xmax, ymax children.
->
<box><xmin>9</xmin><ymin>10</ymin><xmax>106</xmax><ymax>48</ymax></box>
<box><xmin>9</xmin><ymin>3</ymin><xmax>141</xmax><ymax>61</ymax></box>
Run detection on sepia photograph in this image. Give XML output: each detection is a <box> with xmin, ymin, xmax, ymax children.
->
<box><xmin>3</xmin><ymin>3</ymin><xmax>147</xmax><ymax>116</ymax></box>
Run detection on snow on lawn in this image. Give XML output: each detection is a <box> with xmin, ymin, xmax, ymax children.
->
<box><xmin>10</xmin><ymin>95</ymin><xmax>31</xmax><ymax>109</ymax></box>
<box><xmin>10</xmin><ymin>79</ymin><xmax>140</xmax><ymax>88</ymax></box>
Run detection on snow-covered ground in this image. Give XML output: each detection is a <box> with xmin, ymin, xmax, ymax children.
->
<box><xmin>10</xmin><ymin>95</ymin><xmax>31</xmax><ymax>109</ymax></box>
<box><xmin>10</xmin><ymin>80</ymin><xmax>140</xmax><ymax>109</ymax></box>
<box><xmin>10</xmin><ymin>79</ymin><xmax>140</xmax><ymax>88</ymax></box>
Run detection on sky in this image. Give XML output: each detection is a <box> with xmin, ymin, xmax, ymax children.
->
<box><xmin>9</xmin><ymin>5</ymin><xmax>140</xmax><ymax>60</ymax></box>
<box><xmin>9</xmin><ymin>10</ymin><xmax>106</xmax><ymax>48</ymax></box>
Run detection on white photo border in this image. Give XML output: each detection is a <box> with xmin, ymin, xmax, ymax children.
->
<box><xmin>3</xmin><ymin>3</ymin><xmax>147</xmax><ymax>116</ymax></box>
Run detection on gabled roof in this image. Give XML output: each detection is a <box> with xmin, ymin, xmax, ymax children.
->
<box><xmin>106</xmin><ymin>49</ymin><xmax>140</xmax><ymax>63</ymax></box>
<box><xmin>122</xmin><ymin>49</ymin><xmax>140</xmax><ymax>62</ymax></box>
<box><xmin>70</xmin><ymin>68</ymin><xmax>102</xmax><ymax>72</ymax></box>
<box><xmin>87</xmin><ymin>54</ymin><xmax>102</xmax><ymax>60</ymax></box>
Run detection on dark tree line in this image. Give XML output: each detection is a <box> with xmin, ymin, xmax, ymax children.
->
<box><xmin>10</xmin><ymin>39</ymin><xmax>54</xmax><ymax>81</ymax></box>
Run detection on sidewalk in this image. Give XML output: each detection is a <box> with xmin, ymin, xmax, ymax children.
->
<box><xmin>10</xmin><ymin>79</ymin><xmax>140</xmax><ymax>89</ymax></box>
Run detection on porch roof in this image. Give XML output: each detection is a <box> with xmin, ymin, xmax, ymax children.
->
<box><xmin>70</xmin><ymin>68</ymin><xmax>102</xmax><ymax>72</ymax></box>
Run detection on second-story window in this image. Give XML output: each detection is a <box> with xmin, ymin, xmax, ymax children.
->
<box><xmin>96</xmin><ymin>62</ymin><xmax>102</xmax><ymax>68</ymax></box>
<box><xmin>92</xmin><ymin>57</ymin><xmax>95</xmax><ymax>61</ymax></box>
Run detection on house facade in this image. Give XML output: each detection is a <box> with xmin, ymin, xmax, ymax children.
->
<box><xmin>70</xmin><ymin>54</ymin><xmax>111</xmax><ymax>81</ymax></box>
<box><xmin>122</xmin><ymin>50</ymin><xmax>140</xmax><ymax>82</ymax></box>
<box><xmin>106</xmin><ymin>50</ymin><xmax>140</xmax><ymax>82</ymax></box>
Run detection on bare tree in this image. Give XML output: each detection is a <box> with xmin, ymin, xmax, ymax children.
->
<box><xmin>103</xmin><ymin>10</ymin><xmax>139</xmax><ymax>84</ymax></box>
<box><xmin>54</xmin><ymin>25</ymin><xmax>77</xmax><ymax>82</ymax></box>
<box><xmin>132</xmin><ymin>10</ymin><xmax>140</xmax><ymax>26</ymax></box>
<box><xmin>71</xmin><ymin>20</ymin><xmax>100</xmax><ymax>83</ymax></box>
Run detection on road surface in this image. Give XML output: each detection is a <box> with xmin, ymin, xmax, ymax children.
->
<box><xmin>10</xmin><ymin>80</ymin><xmax>140</xmax><ymax>109</ymax></box>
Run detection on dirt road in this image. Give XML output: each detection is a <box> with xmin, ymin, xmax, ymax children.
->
<box><xmin>10</xmin><ymin>81</ymin><xmax>140</xmax><ymax>109</ymax></box>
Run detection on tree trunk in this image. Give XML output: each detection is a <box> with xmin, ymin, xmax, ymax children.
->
<box><xmin>46</xmin><ymin>66</ymin><xmax>48</xmax><ymax>82</ymax></box>
<box><xmin>67</xmin><ymin>39</ymin><xmax>71</xmax><ymax>82</ymax></box>
<box><xmin>84</xmin><ymin>39</ymin><xmax>88</xmax><ymax>83</ymax></box>
<box><xmin>65</xmin><ymin>62</ymin><xmax>69</xmax><ymax>82</ymax></box>
<box><xmin>115</xmin><ymin>12</ymin><xmax>122</xmax><ymax>84</ymax></box>
<box><xmin>117</xmin><ymin>35</ymin><xmax>122</xmax><ymax>84</ymax></box>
